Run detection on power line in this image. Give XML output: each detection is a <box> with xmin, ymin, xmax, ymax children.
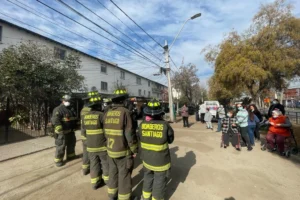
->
<box><xmin>36</xmin><ymin>0</ymin><xmax>161</xmax><ymax>69</ymax></box>
<box><xmin>7</xmin><ymin>0</ymin><xmax>133</xmax><ymax>61</ymax></box>
<box><xmin>55</xmin><ymin>0</ymin><xmax>161</xmax><ymax>68</ymax></box>
<box><xmin>96</xmin><ymin>0</ymin><xmax>162</xmax><ymax>57</ymax></box>
<box><xmin>109</xmin><ymin>0</ymin><xmax>163</xmax><ymax>49</ymax></box>
<box><xmin>169</xmin><ymin>56</ymin><xmax>180</xmax><ymax>72</ymax></box>
<box><xmin>75</xmin><ymin>0</ymin><xmax>161</xmax><ymax>62</ymax></box>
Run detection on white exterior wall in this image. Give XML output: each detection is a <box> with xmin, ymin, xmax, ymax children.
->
<box><xmin>0</xmin><ymin>21</ymin><xmax>167</xmax><ymax>99</ymax></box>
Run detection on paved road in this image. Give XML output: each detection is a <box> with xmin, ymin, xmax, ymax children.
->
<box><xmin>0</xmin><ymin>121</ymin><xmax>300</xmax><ymax>200</ymax></box>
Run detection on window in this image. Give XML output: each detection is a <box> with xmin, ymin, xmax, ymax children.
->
<box><xmin>138</xmin><ymin>89</ymin><xmax>142</xmax><ymax>96</ymax></box>
<box><xmin>0</xmin><ymin>26</ymin><xmax>2</xmax><ymax>42</ymax></box>
<box><xmin>120</xmin><ymin>71</ymin><xmax>125</xmax><ymax>80</ymax></box>
<box><xmin>101</xmin><ymin>81</ymin><xmax>108</xmax><ymax>91</ymax></box>
<box><xmin>101</xmin><ymin>64</ymin><xmax>107</xmax><ymax>73</ymax></box>
<box><xmin>148</xmin><ymin>81</ymin><xmax>151</xmax><ymax>87</ymax></box>
<box><xmin>54</xmin><ymin>47</ymin><xmax>66</xmax><ymax>60</ymax></box>
<box><xmin>144</xmin><ymin>90</ymin><xmax>146</xmax><ymax>95</ymax></box>
<box><xmin>148</xmin><ymin>91</ymin><xmax>151</xmax><ymax>97</ymax></box>
<box><xmin>157</xmin><ymin>94</ymin><xmax>159</xmax><ymax>98</ymax></box>
<box><xmin>136</xmin><ymin>77</ymin><xmax>141</xmax><ymax>85</ymax></box>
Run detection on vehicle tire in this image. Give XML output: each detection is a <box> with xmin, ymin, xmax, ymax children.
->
<box><xmin>291</xmin><ymin>147</ymin><xmax>299</xmax><ymax>155</ymax></box>
<box><xmin>285</xmin><ymin>151</ymin><xmax>291</xmax><ymax>158</ymax></box>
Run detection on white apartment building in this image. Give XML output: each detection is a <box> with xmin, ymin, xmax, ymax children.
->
<box><xmin>0</xmin><ymin>19</ymin><xmax>167</xmax><ymax>99</ymax></box>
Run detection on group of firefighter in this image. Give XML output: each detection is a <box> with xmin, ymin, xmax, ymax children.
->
<box><xmin>50</xmin><ymin>89</ymin><xmax>175</xmax><ymax>200</ymax></box>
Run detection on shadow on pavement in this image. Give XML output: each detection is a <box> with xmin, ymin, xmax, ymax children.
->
<box><xmin>224</xmin><ymin>197</ymin><xmax>236</xmax><ymax>200</ymax></box>
<box><xmin>166</xmin><ymin>146</ymin><xmax>196</xmax><ymax>199</ymax></box>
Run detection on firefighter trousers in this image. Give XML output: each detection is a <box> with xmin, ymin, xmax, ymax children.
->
<box><xmin>107</xmin><ymin>156</ymin><xmax>134</xmax><ymax>200</ymax></box>
<box><xmin>82</xmin><ymin>140</ymin><xmax>90</xmax><ymax>173</ymax></box>
<box><xmin>89</xmin><ymin>151</ymin><xmax>109</xmax><ymax>186</ymax></box>
<box><xmin>54</xmin><ymin>132</ymin><xmax>76</xmax><ymax>164</ymax></box>
<box><xmin>142</xmin><ymin>167</ymin><xmax>169</xmax><ymax>200</ymax></box>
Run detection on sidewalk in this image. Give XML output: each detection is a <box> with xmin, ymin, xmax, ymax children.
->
<box><xmin>0</xmin><ymin>131</ymin><xmax>81</xmax><ymax>162</ymax></box>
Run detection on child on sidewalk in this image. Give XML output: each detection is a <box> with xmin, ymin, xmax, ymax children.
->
<box><xmin>204</xmin><ymin>108</ymin><xmax>213</xmax><ymax>130</ymax></box>
<box><xmin>221</xmin><ymin>110</ymin><xmax>241</xmax><ymax>150</ymax></box>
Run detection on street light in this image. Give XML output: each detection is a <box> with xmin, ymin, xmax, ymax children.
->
<box><xmin>169</xmin><ymin>13</ymin><xmax>202</xmax><ymax>51</ymax></box>
<box><xmin>164</xmin><ymin>13</ymin><xmax>201</xmax><ymax>122</ymax></box>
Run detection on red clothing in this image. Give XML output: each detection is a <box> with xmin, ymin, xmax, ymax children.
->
<box><xmin>268</xmin><ymin>116</ymin><xmax>290</xmax><ymax>137</ymax></box>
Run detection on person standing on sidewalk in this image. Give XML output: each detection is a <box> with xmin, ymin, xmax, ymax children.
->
<box><xmin>82</xmin><ymin>94</ymin><xmax>109</xmax><ymax>190</ymax></box>
<box><xmin>139</xmin><ymin>99</ymin><xmax>174</xmax><ymax>200</ymax></box>
<box><xmin>51</xmin><ymin>95</ymin><xmax>78</xmax><ymax>167</ymax></box>
<box><xmin>236</xmin><ymin>103</ymin><xmax>252</xmax><ymax>151</ymax></box>
<box><xmin>249</xmin><ymin>104</ymin><xmax>262</xmax><ymax>141</ymax></box>
<box><xmin>199</xmin><ymin>102</ymin><xmax>206</xmax><ymax>123</ymax></box>
<box><xmin>204</xmin><ymin>108</ymin><xmax>213</xmax><ymax>130</ymax></box>
<box><xmin>103</xmin><ymin>89</ymin><xmax>138</xmax><ymax>200</ymax></box>
<box><xmin>247</xmin><ymin>109</ymin><xmax>260</xmax><ymax>146</ymax></box>
<box><xmin>216</xmin><ymin>105</ymin><xmax>226</xmax><ymax>132</ymax></box>
<box><xmin>181</xmin><ymin>103</ymin><xmax>189</xmax><ymax>128</ymax></box>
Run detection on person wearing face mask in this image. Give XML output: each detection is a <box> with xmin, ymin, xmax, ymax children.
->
<box><xmin>266</xmin><ymin>109</ymin><xmax>292</xmax><ymax>154</ymax></box>
<box><xmin>221</xmin><ymin>110</ymin><xmax>241</xmax><ymax>150</ymax></box>
<box><xmin>51</xmin><ymin>94</ymin><xmax>78</xmax><ymax>167</ymax></box>
<box><xmin>236</xmin><ymin>104</ymin><xmax>253</xmax><ymax>151</ymax></box>
<box><xmin>249</xmin><ymin>104</ymin><xmax>263</xmax><ymax>141</ymax></box>
<box><xmin>268</xmin><ymin>99</ymin><xmax>285</xmax><ymax>118</ymax></box>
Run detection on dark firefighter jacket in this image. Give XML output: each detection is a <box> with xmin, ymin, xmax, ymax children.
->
<box><xmin>80</xmin><ymin>106</ymin><xmax>91</xmax><ymax>140</ymax></box>
<box><xmin>103</xmin><ymin>105</ymin><xmax>138</xmax><ymax>158</ymax></box>
<box><xmin>82</xmin><ymin>110</ymin><xmax>107</xmax><ymax>153</ymax></box>
<box><xmin>139</xmin><ymin>120</ymin><xmax>174</xmax><ymax>171</ymax></box>
<box><xmin>51</xmin><ymin>104</ymin><xmax>77</xmax><ymax>134</ymax></box>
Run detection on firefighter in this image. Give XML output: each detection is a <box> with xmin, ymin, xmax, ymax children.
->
<box><xmin>139</xmin><ymin>99</ymin><xmax>174</xmax><ymax>200</ymax></box>
<box><xmin>103</xmin><ymin>89</ymin><xmax>138</xmax><ymax>200</ymax></box>
<box><xmin>51</xmin><ymin>95</ymin><xmax>78</xmax><ymax>167</ymax></box>
<box><xmin>82</xmin><ymin>93</ymin><xmax>109</xmax><ymax>190</ymax></box>
<box><xmin>80</xmin><ymin>91</ymin><xmax>97</xmax><ymax>175</ymax></box>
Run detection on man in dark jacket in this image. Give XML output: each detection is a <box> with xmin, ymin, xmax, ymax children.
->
<box><xmin>140</xmin><ymin>99</ymin><xmax>174</xmax><ymax>200</ymax></box>
<box><xmin>82</xmin><ymin>94</ymin><xmax>108</xmax><ymax>190</ymax></box>
<box><xmin>268</xmin><ymin>99</ymin><xmax>285</xmax><ymax>118</ymax></box>
<box><xmin>103</xmin><ymin>89</ymin><xmax>138</xmax><ymax>200</ymax></box>
<box><xmin>51</xmin><ymin>95</ymin><xmax>77</xmax><ymax>167</ymax></box>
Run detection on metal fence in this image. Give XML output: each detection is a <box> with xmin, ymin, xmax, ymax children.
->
<box><xmin>260</xmin><ymin>108</ymin><xmax>300</xmax><ymax>124</ymax></box>
<box><xmin>0</xmin><ymin>97</ymin><xmax>49</xmax><ymax>144</ymax></box>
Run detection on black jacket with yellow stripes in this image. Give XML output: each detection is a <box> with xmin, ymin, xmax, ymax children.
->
<box><xmin>103</xmin><ymin>105</ymin><xmax>138</xmax><ymax>158</ymax></box>
<box><xmin>80</xmin><ymin>106</ymin><xmax>91</xmax><ymax>140</ymax></box>
<box><xmin>139</xmin><ymin>120</ymin><xmax>174</xmax><ymax>172</ymax></box>
<box><xmin>82</xmin><ymin>110</ymin><xmax>107</xmax><ymax>153</ymax></box>
<box><xmin>51</xmin><ymin>104</ymin><xmax>77</xmax><ymax>134</ymax></box>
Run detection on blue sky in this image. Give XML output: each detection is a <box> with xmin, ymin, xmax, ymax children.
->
<box><xmin>1</xmin><ymin>0</ymin><xmax>300</xmax><ymax>87</ymax></box>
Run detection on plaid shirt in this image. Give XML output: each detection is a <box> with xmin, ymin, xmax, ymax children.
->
<box><xmin>221</xmin><ymin>117</ymin><xmax>239</xmax><ymax>135</ymax></box>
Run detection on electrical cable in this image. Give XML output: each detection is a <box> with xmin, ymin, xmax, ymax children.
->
<box><xmin>75</xmin><ymin>0</ymin><xmax>161</xmax><ymax>62</ymax></box>
<box><xmin>36</xmin><ymin>0</ymin><xmax>161</xmax><ymax>69</ymax></box>
<box><xmin>96</xmin><ymin>0</ymin><xmax>162</xmax><ymax>57</ymax></box>
<box><xmin>56</xmin><ymin>0</ymin><xmax>161</xmax><ymax>68</ymax></box>
<box><xmin>109</xmin><ymin>0</ymin><xmax>163</xmax><ymax>49</ymax></box>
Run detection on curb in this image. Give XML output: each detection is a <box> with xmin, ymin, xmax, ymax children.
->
<box><xmin>0</xmin><ymin>138</ymin><xmax>81</xmax><ymax>163</ymax></box>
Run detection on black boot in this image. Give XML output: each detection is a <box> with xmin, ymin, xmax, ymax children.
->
<box><xmin>82</xmin><ymin>168</ymin><xmax>90</xmax><ymax>176</ymax></box>
<box><xmin>93</xmin><ymin>179</ymin><xmax>105</xmax><ymax>190</ymax></box>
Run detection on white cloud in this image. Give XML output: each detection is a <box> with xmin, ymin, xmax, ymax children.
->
<box><xmin>1</xmin><ymin>0</ymin><xmax>299</xmax><ymax>87</ymax></box>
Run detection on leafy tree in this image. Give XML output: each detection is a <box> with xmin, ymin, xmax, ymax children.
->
<box><xmin>172</xmin><ymin>63</ymin><xmax>200</xmax><ymax>103</ymax></box>
<box><xmin>203</xmin><ymin>0</ymin><xmax>300</xmax><ymax>103</ymax></box>
<box><xmin>0</xmin><ymin>42</ymin><xmax>84</xmax><ymax>130</ymax></box>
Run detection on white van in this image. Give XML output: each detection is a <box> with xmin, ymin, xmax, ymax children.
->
<box><xmin>204</xmin><ymin>101</ymin><xmax>220</xmax><ymax>118</ymax></box>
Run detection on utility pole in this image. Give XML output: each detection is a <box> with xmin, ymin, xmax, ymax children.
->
<box><xmin>164</xmin><ymin>40</ymin><xmax>174</xmax><ymax>122</ymax></box>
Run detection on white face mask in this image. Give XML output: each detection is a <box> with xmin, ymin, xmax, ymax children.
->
<box><xmin>227</xmin><ymin>113</ymin><xmax>232</xmax><ymax>118</ymax></box>
<box><xmin>272</xmin><ymin>115</ymin><xmax>278</xmax><ymax>119</ymax></box>
<box><xmin>63</xmin><ymin>102</ymin><xmax>70</xmax><ymax>107</ymax></box>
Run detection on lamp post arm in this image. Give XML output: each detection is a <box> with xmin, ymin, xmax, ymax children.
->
<box><xmin>168</xmin><ymin>18</ymin><xmax>190</xmax><ymax>52</ymax></box>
